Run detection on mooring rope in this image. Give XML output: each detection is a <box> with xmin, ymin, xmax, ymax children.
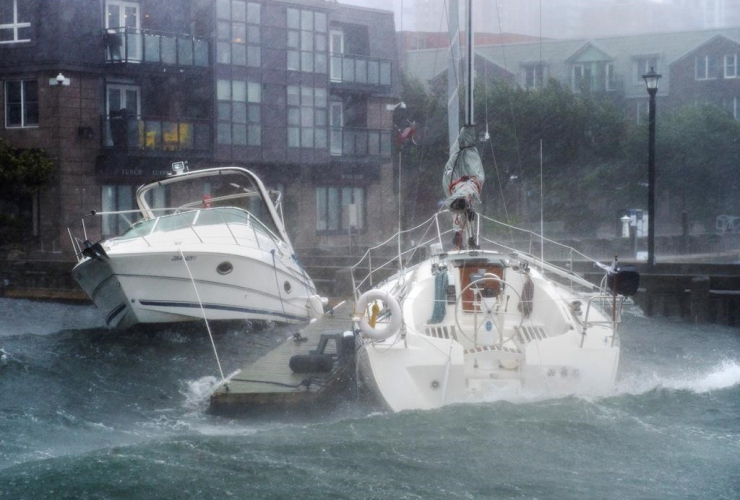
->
<box><xmin>178</xmin><ymin>245</ymin><xmax>226</xmax><ymax>384</ymax></box>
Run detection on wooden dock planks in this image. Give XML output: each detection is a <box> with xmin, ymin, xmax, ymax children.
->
<box><xmin>209</xmin><ymin>301</ymin><xmax>355</xmax><ymax>414</ymax></box>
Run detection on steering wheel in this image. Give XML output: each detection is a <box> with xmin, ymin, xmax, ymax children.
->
<box><xmin>454</xmin><ymin>273</ymin><xmax>524</xmax><ymax>347</ymax></box>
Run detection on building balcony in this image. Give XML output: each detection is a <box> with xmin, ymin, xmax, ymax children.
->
<box><xmin>103</xmin><ymin>114</ymin><xmax>212</xmax><ymax>156</ymax></box>
<box><xmin>330</xmin><ymin>127</ymin><xmax>392</xmax><ymax>159</ymax></box>
<box><xmin>104</xmin><ymin>28</ymin><xmax>211</xmax><ymax>70</ymax></box>
<box><xmin>330</xmin><ymin>54</ymin><xmax>392</xmax><ymax>88</ymax></box>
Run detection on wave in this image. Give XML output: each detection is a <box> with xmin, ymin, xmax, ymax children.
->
<box><xmin>616</xmin><ymin>360</ymin><xmax>740</xmax><ymax>396</ymax></box>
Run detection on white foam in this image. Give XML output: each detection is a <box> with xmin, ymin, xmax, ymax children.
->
<box><xmin>617</xmin><ymin>360</ymin><xmax>740</xmax><ymax>396</ymax></box>
<box><xmin>182</xmin><ymin>375</ymin><xmax>221</xmax><ymax>411</ymax></box>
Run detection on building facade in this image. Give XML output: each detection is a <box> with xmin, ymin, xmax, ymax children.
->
<box><xmin>0</xmin><ymin>0</ymin><xmax>401</xmax><ymax>256</ymax></box>
<box><xmin>404</xmin><ymin>27</ymin><xmax>740</xmax><ymax>124</ymax></box>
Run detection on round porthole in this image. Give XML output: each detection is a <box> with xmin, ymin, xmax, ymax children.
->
<box><xmin>217</xmin><ymin>261</ymin><xmax>233</xmax><ymax>275</ymax></box>
<box><xmin>284</xmin><ymin>281</ymin><xmax>292</xmax><ymax>294</ymax></box>
<box><xmin>431</xmin><ymin>380</ymin><xmax>440</xmax><ymax>390</ymax></box>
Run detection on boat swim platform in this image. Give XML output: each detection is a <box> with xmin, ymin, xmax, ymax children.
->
<box><xmin>209</xmin><ymin>301</ymin><xmax>358</xmax><ymax>416</ymax></box>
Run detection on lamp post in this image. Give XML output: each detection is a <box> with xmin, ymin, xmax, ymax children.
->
<box><xmin>643</xmin><ymin>67</ymin><xmax>661</xmax><ymax>268</ymax></box>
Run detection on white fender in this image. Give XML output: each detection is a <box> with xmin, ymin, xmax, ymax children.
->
<box><xmin>308</xmin><ymin>294</ymin><xmax>326</xmax><ymax>319</ymax></box>
<box><xmin>353</xmin><ymin>290</ymin><xmax>402</xmax><ymax>341</ymax></box>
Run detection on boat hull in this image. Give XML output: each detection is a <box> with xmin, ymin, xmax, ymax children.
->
<box><xmin>72</xmin><ymin>247</ymin><xmax>317</xmax><ymax>329</ymax></box>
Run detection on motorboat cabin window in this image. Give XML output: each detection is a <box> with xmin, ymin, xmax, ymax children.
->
<box><xmin>138</xmin><ymin>169</ymin><xmax>283</xmax><ymax>241</ymax></box>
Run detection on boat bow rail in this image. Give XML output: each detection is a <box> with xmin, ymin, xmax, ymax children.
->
<box><xmin>67</xmin><ymin>206</ymin><xmax>287</xmax><ymax>264</ymax></box>
<box><xmin>349</xmin><ymin>211</ymin><xmax>616</xmax><ymax>300</ymax></box>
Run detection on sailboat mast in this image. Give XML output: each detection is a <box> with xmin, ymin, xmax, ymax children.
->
<box><xmin>464</xmin><ymin>0</ymin><xmax>474</xmax><ymax>126</ymax></box>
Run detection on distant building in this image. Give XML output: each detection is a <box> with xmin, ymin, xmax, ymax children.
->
<box><xmin>404</xmin><ymin>27</ymin><xmax>740</xmax><ymax>123</ymax></box>
<box><xmin>0</xmin><ymin>0</ymin><xmax>401</xmax><ymax>256</ymax></box>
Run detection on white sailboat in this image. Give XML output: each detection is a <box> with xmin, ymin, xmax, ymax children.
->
<box><xmin>68</xmin><ymin>165</ymin><xmax>324</xmax><ymax>329</ymax></box>
<box><xmin>350</xmin><ymin>0</ymin><xmax>638</xmax><ymax>412</ymax></box>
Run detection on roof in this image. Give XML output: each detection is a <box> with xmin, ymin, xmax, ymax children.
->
<box><xmin>405</xmin><ymin>26</ymin><xmax>740</xmax><ymax>98</ymax></box>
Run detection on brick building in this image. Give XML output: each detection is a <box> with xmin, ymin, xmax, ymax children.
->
<box><xmin>0</xmin><ymin>0</ymin><xmax>401</xmax><ymax>257</ymax></box>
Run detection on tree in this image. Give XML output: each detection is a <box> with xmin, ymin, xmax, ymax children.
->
<box><xmin>0</xmin><ymin>139</ymin><xmax>55</xmax><ymax>244</ymax></box>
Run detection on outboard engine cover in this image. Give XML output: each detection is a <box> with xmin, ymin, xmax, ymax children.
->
<box><xmin>607</xmin><ymin>265</ymin><xmax>640</xmax><ymax>296</ymax></box>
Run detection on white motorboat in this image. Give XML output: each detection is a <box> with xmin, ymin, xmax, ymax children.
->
<box><xmin>68</xmin><ymin>165</ymin><xmax>324</xmax><ymax>329</ymax></box>
<box><xmin>349</xmin><ymin>0</ymin><xmax>637</xmax><ymax>412</ymax></box>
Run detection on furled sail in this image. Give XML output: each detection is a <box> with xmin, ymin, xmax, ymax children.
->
<box><xmin>442</xmin><ymin>125</ymin><xmax>484</xmax><ymax>210</ymax></box>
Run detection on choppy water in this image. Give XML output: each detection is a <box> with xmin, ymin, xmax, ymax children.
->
<box><xmin>1</xmin><ymin>298</ymin><xmax>738</xmax><ymax>500</ymax></box>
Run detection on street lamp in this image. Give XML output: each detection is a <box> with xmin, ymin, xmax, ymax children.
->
<box><xmin>642</xmin><ymin>66</ymin><xmax>661</xmax><ymax>268</ymax></box>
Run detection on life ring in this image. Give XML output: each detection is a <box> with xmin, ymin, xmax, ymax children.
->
<box><xmin>353</xmin><ymin>290</ymin><xmax>402</xmax><ymax>341</ymax></box>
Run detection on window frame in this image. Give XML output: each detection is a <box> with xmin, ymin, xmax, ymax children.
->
<box><xmin>315</xmin><ymin>185</ymin><xmax>366</xmax><ymax>234</ymax></box>
<box><xmin>695</xmin><ymin>54</ymin><xmax>718</xmax><ymax>81</ymax></box>
<box><xmin>0</xmin><ymin>0</ymin><xmax>32</xmax><ymax>44</ymax></box>
<box><xmin>286</xmin><ymin>7</ymin><xmax>327</xmax><ymax>74</ymax></box>
<box><xmin>522</xmin><ymin>64</ymin><xmax>544</xmax><ymax>90</ymax></box>
<box><xmin>724</xmin><ymin>53</ymin><xmax>737</xmax><ymax>79</ymax></box>
<box><xmin>633</xmin><ymin>56</ymin><xmax>659</xmax><ymax>84</ymax></box>
<box><xmin>287</xmin><ymin>85</ymin><xmax>327</xmax><ymax>149</ymax></box>
<box><xmin>4</xmin><ymin>79</ymin><xmax>38</xmax><ymax>129</ymax></box>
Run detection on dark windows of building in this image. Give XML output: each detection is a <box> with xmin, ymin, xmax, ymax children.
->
<box><xmin>4</xmin><ymin>80</ymin><xmax>38</xmax><ymax>128</ymax></box>
<box><xmin>105</xmin><ymin>1</ymin><xmax>141</xmax><ymax>62</ymax></box>
<box><xmin>724</xmin><ymin>53</ymin><xmax>737</xmax><ymax>78</ymax></box>
<box><xmin>101</xmin><ymin>184</ymin><xmax>136</xmax><ymax>235</ymax></box>
<box><xmin>572</xmin><ymin>64</ymin><xmax>589</xmax><ymax>92</ymax></box>
<box><xmin>522</xmin><ymin>64</ymin><xmax>544</xmax><ymax>89</ymax></box>
<box><xmin>606</xmin><ymin>63</ymin><xmax>617</xmax><ymax>91</ymax></box>
<box><xmin>315</xmin><ymin>186</ymin><xmax>365</xmax><ymax>233</ymax></box>
<box><xmin>633</xmin><ymin>56</ymin><xmax>659</xmax><ymax>83</ymax></box>
<box><xmin>217</xmin><ymin>79</ymin><xmax>261</xmax><ymax>146</ymax></box>
<box><xmin>695</xmin><ymin>54</ymin><xmax>719</xmax><ymax>80</ymax></box>
<box><xmin>217</xmin><ymin>0</ymin><xmax>261</xmax><ymax>67</ymax></box>
<box><xmin>286</xmin><ymin>7</ymin><xmax>327</xmax><ymax>73</ymax></box>
<box><xmin>287</xmin><ymin>85</ymin><xmax>327</xmax><ymax>149</ymax></box>
<box><xmin>0</xmin><ymin>0</ymin><xmax>31</xmax><ymax>43</ymax></box>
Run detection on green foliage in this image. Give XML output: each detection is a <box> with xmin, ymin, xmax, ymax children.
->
<box><xmin>0</xmin><ymin>138</ymin><xmax>56</xmax><ymax>195</ymax></box>
<box><xmin>398</xmin><ymin>75</ymin><xmax>740</xmax><ymax>234</ymax></box>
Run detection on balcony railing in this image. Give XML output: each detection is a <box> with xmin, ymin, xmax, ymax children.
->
<box><xmin>103</xmin><ymin>115</ymin><xmax>212</xmax><ymax>154</ymax></box>
<box><xmin>330</xmin><ymin>127</ymin><xmax>392</xmax><ymax>157</ymax></box>
<box><xmin>330</xmin><ymin>53</ymin><xmax>392</xmax><ymax>87</ymax></box>
<box><xmin>104</xmin><ymin>27</ymin><xmax>210</xmax><ymax>68</ymax></box>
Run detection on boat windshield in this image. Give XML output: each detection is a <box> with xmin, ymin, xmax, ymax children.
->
<box><xmin>117</xmin><ymin>207</ymin><xmax>279</xmax><ymax>241</ymax></box>
<box><xmin>139</xmin><ymin>170</ymin><xmax>281</xmax><ymax>237</ymax></box>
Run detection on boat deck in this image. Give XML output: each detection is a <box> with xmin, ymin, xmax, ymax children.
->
<box><xmin>209</xmin><ymin>301</ymin><xmax>356</xmax><ymax>415</ymax></box>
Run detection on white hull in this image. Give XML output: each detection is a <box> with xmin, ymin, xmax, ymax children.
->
<box><xmin>73</xmin><ymin>244</ymin><xmax>317</xmax><ymax>329</ymax></box>
<box><xmin>68</xmin><ymin>167</ymin><xmax>322</xmax><ymax>330</ymax></box>
<box><xmin>356</xmin><ymin>249</ymin><xmax>621</xmax><ymax>412</ymax></box>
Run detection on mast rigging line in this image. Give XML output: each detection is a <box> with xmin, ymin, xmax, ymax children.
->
<box><xmin>408</xmin><ymin>0</ymin><xmax>455</xmax><ymax>226</ymax></box>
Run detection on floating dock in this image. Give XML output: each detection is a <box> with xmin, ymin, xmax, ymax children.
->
<box><xmin>209</xmin><ymin>301</ymin><xmax>357</xmax><ymax>416</ymax></box>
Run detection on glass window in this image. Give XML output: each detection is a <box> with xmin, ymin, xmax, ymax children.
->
<box><xmin>315</xmin><ymin>186</ymin><xmax>365</xmax><ymax>233</ymax></box>
<box><xmin>216</xmin><ymin>0</ymin><xmax>230</xmax><ymax>20</ymax></box>
<box><xmin>101</xmin><ymin>184</ymin><xmax>137</xmax><ymax>236</ymax></box>
<box><xmin>217</xmin><ymin>79</ymin><xmax>231</xmax><ymax>100</ymax></box>
<box><xmin>288</xmin><ymin>86</ymin><xmax>327</xmax><ymax>149</ymax></box>
<box><xmin>5</xmin><ymin>80</ymin><xmax>38</xmax><ymax>128</ymax></box>
<box><xmin>247</xmin><ymin>82</ymin><xmax>261</xmax><ymax>102</ymax></box>
<box><xmin>287</xmin><ymin>8</ymin><xmax>300</xmax><ymax>29</ymax></box>
<box><xmin>247</xmin><ymin>2</ymin><xmax>260</xmax><ymax>24</ymax></box>
<box><xmin>287</xmin><ymin>7</ymin><xmax>326</xmax><ymax>73</ymax></box>
<box><xmin>218</xmin><ymin>79</ymin><xmax>261</xmax><ymax>148</ymax></box>
<box><xmin>725</xmin><ymin>54</ymin><xmax>738</xmax><ymax>78</ymax></box>
<box><xmin>232</xmin><ymin>0</ymin><xmax>245</xmax><ymax>22</ymax></box>
<box><xmin>0</xmin><ymin>0</ymin><xmax>32</xmax><ymax>44</ymax></box>
<box><xmin>217</xmin><ymin>0</ymin><xmax>260</xmax><ymax>68</ymax></box>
